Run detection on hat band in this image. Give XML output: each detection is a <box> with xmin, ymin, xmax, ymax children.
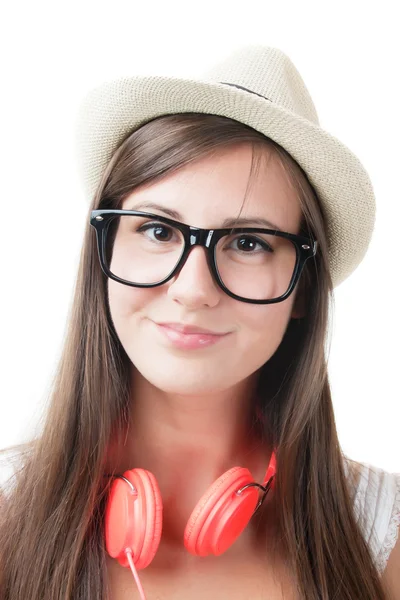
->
<box><xmin>218</xmin><ymin>81</ymin><xmax>272</xmax><ymax>103</ymax></box>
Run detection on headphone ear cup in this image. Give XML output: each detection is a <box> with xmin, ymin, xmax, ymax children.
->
<box><xmin>105</xmin><ymin>468</ymin><xmax>163</xmax><ymax>569</ymax></box>
<box><xmin>184</xmin><ymin>466</ymin><xmax>259</xmax><ymax>557</ymax></box>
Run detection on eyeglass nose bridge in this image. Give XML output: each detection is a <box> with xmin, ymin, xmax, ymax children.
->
<box><xmin>188</xmin><ymin>226</ymin><xmax>216</xmax><ymax>248</ymax></box>
<box><xmin>173</xmin><ymin>226</ymin><xmax>218</xmax><ymax>283</ymax></box>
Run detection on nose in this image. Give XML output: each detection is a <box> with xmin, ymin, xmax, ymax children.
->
<box><xmin>166</xmin><ymin>246</ymin><xmax>221</xmax><ymax>308</ymax></box>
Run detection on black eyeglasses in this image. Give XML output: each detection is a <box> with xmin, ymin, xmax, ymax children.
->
<box><xmin>90</xmin><ymin>209</ymin><xmax>318</xmax><ymax>305</ymax></box>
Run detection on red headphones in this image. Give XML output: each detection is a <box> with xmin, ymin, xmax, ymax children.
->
<box><xmin>104</xmin><ymin>449</ymin><xmax>277</xmax><ymax>571</ymax></box>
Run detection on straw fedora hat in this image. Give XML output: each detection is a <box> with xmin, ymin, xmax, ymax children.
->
<box><xmin>74</xmin><ymin>44</ymin><xmax>376</xmax><ymax>288</ymax></box>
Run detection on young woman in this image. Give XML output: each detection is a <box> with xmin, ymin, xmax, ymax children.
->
<box><xmin>1</xmin><ymin>45</ymin><xmax>399</xmax><ymax>599</ymax></box>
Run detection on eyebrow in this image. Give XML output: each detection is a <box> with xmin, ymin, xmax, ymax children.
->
<box><xmin>125</xmin><ymin>201</ymin><xmax>283</xmax><ymax>232</ymax></box>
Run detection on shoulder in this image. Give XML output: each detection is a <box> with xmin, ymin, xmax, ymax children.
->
<box><xmin>343</xmin><ymin>455</ymin><xmax>400</xmax><ymax>577</ymax></box>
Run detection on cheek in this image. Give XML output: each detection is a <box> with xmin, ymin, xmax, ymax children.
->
<box><xmin>235</xmin><ymin>300</ymin><xmax>294</xmax><ymax>368</ymax></box>
<box><xmin>107</xmin><ymin>279</ymin><xmax>152</xmax><ymax>333</ymax></box>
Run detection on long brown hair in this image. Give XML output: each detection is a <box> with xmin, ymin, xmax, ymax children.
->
<box><xmin>0</xmin><ymin>114</ymin><xmax>389</xmax><ymax>598</ymax></box>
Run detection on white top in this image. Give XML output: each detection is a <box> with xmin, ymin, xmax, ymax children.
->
<box><xmin>1</xmin><ymin>453</ymin><xmax>399</xmax><ymax>575</ymax></box>
<box><xmin>343</xmin><ymin>456</ymin><xmax>400</xmax><ymax>575</ymax></box>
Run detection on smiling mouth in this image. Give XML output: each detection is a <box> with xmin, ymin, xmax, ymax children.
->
<box><xmin>153</xmin><ymin>322</ymin><xmax>231</xmax><ymax>349</ymax></box>
<box><xmin>154</xmin><ymin>321</ymin><xmax>230</xmax><ymax>336</ymax></box>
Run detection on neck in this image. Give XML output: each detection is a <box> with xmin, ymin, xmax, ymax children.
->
<box><xmin>105</xmin><ymin>368</ymin><xmax>274</xmax><ymax>547</ymax></box>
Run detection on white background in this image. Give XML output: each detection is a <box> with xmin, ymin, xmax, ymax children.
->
<box><xmin>0</xmin><ymin>1</ymin><xmax>399</xmax><ymax>472</ymax></box>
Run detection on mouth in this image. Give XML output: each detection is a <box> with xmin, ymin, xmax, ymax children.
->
<box><xmin>154</xmin><ymin>322</ymin><xmax>230</xmax><ymax>336</ymax></box>
<box><xmin>152</xmin><ymin>321</ymin><xmax>232</xmax><ymax>350</ymax></box>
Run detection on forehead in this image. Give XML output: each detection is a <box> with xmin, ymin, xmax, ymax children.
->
<box><xmin>122</xmin><ymin>143</ymin><xmax>302</xmax><ymax>233</ymax></box>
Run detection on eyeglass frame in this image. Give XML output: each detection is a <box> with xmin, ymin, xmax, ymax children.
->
<box><xmin>90</xmin><ymin>209</ymin><xmax>318</xmax><ymax>305</ymax></box>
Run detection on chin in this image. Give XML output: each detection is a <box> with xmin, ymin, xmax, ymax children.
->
<box><xmin>154</xmin><ymin>376</ymin><xmax>228</xmax><ymax>396</ymax></box>
<box><xmin>132</xmin><ymin>362</ymin><xmax>235</xmax><ymax>396</ymax></box>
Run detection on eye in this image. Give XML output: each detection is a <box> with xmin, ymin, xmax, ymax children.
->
<box><xmin>230</xmin><ymin>235</ymin><xmax>274</xmax><ymax>253</ymax></box>
<box><xmin>137</xmin><ymin>222</ymin><xmax>176</xmax><ymax>242</ymax></box>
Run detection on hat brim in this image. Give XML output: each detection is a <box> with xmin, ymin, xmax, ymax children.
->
<box><xmin>75</xmin><ymin>74</ymin><xmax>376</xmax><ymax>288</ymax></box>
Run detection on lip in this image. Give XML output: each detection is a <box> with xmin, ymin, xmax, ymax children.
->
<box><xmin>155</xmin><ymin>322</ymin><xmax>228</xmax><ymax>335</ymax></box>
<box><xmin>153</xmin><ymin>321</ymin><xmax>231</xmax><ymax>350</ymax></box>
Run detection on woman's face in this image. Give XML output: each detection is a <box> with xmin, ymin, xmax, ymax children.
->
<box><xmin>107</xmin><ymin>143</ymin><xmax>303</xmax><ymax>396</ymax></box>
